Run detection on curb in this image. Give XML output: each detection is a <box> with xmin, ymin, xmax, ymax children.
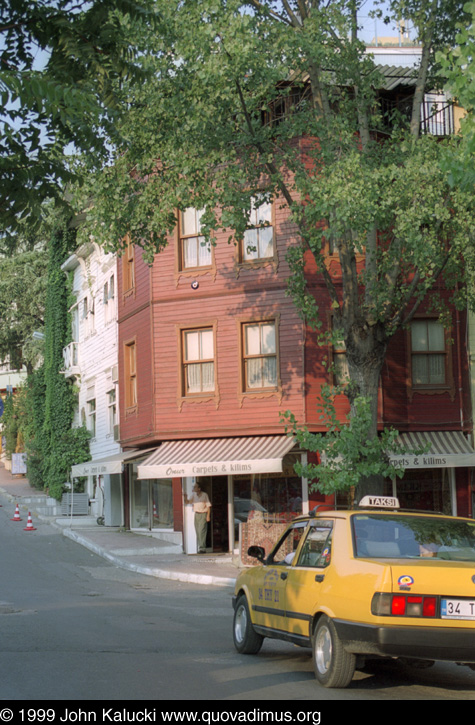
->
<box><xmin>1</xmin><ymin>486</ymin><xmax>237</xmax><ymax>588</ymax></box>
<box><xmin>62</xmin><ymin>527</ymin><xmax>237</xmax><ymax>588</ymax></box>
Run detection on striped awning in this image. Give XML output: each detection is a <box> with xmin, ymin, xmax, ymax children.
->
<box><xmin>388</xmin><ymin>431</ymin><xmax>475</xmax><ymax>469</ymax></box>
<box><xmin>137</xmin><ymin>436</ymin><xmax>297</xmax><ymax>479</ymax></box>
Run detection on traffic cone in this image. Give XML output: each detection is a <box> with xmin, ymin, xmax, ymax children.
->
<box><xmin>23</xmin><ymin>512</ymin><xmax>36</xmax><ymax>532</ymax></box>
<box><xmin>11</xmin><ymin>504</ymin><xmax>22</xmax><ymax>522</ymax></box>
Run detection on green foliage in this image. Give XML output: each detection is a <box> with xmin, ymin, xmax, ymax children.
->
<box><xmin>1</xmin><ymin>393</ymin><xmax>18</xmax><ymax>459</ymax></box>
<box><xmin>81</xmin><ymin>0</ymin><xmax>475</xmax><ymax>497</ymax></box>
<box><xmin>0</xmin><ymin>246</ymin><xmax>48</xmax><ymax>372</ymax></box>
<box><xmin>0</xmin><ymin>0</ymin><xmax>159</xmax><ymax>245</ymax></box>
<box><xmin>21</xmin><ymin>368</ymin><xmax>46</xmax><ymax>490</ymax></box>
<box><xmin>40</xmin><ymin>221</ymin><xmax>90</xmax><ymax>499</ymax></box>
<box><xmin>282</xmin><ymin>393</ymin><xmax>407</xmax><ymax>497</ymax></box>
<box><xmin>14</xmin><ymin>217</ymin><xmax>91</xmax><ymax>497</ymax></box>
<box><xmin>437</xmin><ymin>1</ymin><xmax>475</xmax><ymax>189</ymax></box>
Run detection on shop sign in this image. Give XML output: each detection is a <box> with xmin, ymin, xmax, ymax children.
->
<box><xmin>156</xmin><ymin>459</ymin><xmax>286</xmax><ymax>478</ymax></box>
<box><xmin>388</xmin><ymin>453</ymin><xmax>475</xmax><ymax>469</ymax></box>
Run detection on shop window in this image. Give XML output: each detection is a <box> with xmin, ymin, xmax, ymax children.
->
<box><xmin>242</xmin><ymin>320</ymin><xmax>278</xmax><ymax>391</ymax></box>
<box><xmin>124</xmin><ymin>340</ymin><xmax>137</xmax><ymax>410</ymax></box>
<box><xmin>182</xmin><ymin>327</ymin><xmax>215</xmax><ymax>395</ymax></box>
<box><xmin>179</xmin><ymin>208</ymin><xmax>212</xmax><ymax>270</ymax></box>
<box><xmin>240</xmin><ymin>197</ymin><xmax>274</xmax><ymax>263</ymax></box>
<box><xmin>131</xmin><ymin>475</ymin><xmax>174</xmax><ymax>530</ymax></box>
<box><xmin>383</xmin><ymin>469</ymin><xmax>453</xmax><ymax>515</ymax></box>
<box><xmin>410</xmin><ymin>319</ymin><xmax>448</xmax><ymax>388</ymax></box>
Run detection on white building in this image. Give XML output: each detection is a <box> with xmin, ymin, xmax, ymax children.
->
<box><xmin>61</xmin><ymin>242</ymin><xmax>123</xmax><ymax>525</ymax></box>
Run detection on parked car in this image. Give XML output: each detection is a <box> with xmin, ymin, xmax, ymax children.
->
<box><xmin>234</xmin><ymin>498</ymin><xmax>267</xmax><ymax>523</ymax></box>
<box><xmin>232</xmin><ymin>496</ymin><xmax>475</xmax><ymax>688</ymax></box>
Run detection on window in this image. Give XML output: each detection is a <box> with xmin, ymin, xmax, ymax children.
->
<box><xmin>107</xmin><ymin>388</ymin><xmax>117</xmax><ymax>434</ymax></box>
<box><xmin>242</xmin><ymin>321</ymin><xmax>278</xmax><ymax>390</ymax></box>
<box><xmin>410</xmin><ymin>319</ymin><xmax>447</xmax><ymax>387</ymax></box>
<box><xmin>297</xmin><ymin>522</ymin><xmax>333</xmax><ymax>568</ymax></box>
<box><xmin>104</xmin><ymin>274</ymin><xmax>115</xmax><ymax>323</ymax></box>
<box><xmin>332</xmin><ymin>337</ymin><xmax>349</xmax><ymax>386</ymax></box>
<box><xmin>87</xmin><ymin>398</ymin><xmax>96</xmax><ymax>438</ymax></box>
<box><xmin>268</xmin><ymin>521</ymin><xmax>308</xmax><ymax>564</ymax></box>
<box><xmin>123</xmin><ymin>239</ymin><xmax>135</xmax><ymax>294</ymax></box>
<box><xmin>179</xmin><ymin>208</ymin><xmax>212</xmax><ymax>270</ymax></box>
<box><xmin>240</xmin><ymin>197</ymin><xmax>274</xmax><ymax>263</ymax></box>
<box><xmin>182</xmin><ymin>328</ymin><xmax>215</xmax><ymax>395</ymax></box>
<box><xmin>124</xmin><ymin>341</ymin><xmax>137</xmax><ymax>409</ymax></box>
<box><xmin>81</xmin><ymin>296</ymin><xmax>95</xmax><ymax>336</ymax></box>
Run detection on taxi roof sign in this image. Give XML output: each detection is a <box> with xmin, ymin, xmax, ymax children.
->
<box><xmin>359</xmin><ymin>495</ymin><xmax>400</xmax><ymax>509</ymax></box>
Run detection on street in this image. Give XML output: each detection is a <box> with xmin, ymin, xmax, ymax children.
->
<box><xmin>1</xmin><ymin>501</ymin><xmax>475</xmax><ymax>702</ymax></box>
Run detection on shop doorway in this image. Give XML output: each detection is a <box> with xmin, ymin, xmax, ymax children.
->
<box><xmin>196</xmin><ymin>476</ymin><xmax>229</xmax><ymax>552</ymax></box>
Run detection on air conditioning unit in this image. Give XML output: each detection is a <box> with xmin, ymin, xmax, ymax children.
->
<box><xmin>113</xmin><ymin>424</ymin><xmax>120</xmax><ymax>441</ymax></box>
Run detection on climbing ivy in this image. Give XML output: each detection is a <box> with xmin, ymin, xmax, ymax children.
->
<box><xmin>40</xmin><ymin>221</ymin><xmax>91</xmax><ymax>499</ymax></box>
<box><xmin>12</xmin><ymin>218</ymin><xmax>92</xmax><ymax>498</ymax></box>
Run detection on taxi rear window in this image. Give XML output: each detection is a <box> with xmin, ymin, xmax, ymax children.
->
<box><xmin>352</xmin><ymin>514</ymin><xmax>475</xmax><ymax>561</ymax></box>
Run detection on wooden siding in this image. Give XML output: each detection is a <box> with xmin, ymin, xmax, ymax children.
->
<box><xmin>118</xmin><ymin>244</ymin><xmax>154</xmax><ymax>446</ymax></box>
<box><xmin>117</xmin><ymin>190</ymin><xmax>472</xmax><ymax>447</ymax></box>
<box><xmin>118</xmin><ymin>194</ymin><xmax>306</xmax><ymax>443</ymax></box>
<box><xmin>67</xmin><ymin>246</ymin><xmax>121</xmax><ymax>461</ymax></box>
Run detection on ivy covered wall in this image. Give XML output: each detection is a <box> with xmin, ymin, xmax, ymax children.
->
<box><xmin>16</xmin><ymin>220</ymin><xmax>91</xmax><ymax>499</ymax></box>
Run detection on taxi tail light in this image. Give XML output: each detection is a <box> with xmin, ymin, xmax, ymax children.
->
<box><xmin>371</xmin><ymin>593</ymin><xmax>437</xmax><ymax>618</ymax></box>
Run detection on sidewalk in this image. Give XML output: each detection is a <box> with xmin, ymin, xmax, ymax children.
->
<box><xmin>0</xmin><ymin>463</ymin><xmax>240</xmax><ymax>588</ymax></box>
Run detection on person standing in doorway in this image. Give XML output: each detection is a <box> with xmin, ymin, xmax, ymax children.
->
<box><xmin>184</xmin><ymin>483</ymin><xmax>211</xmax><ymax>553</ymax></box>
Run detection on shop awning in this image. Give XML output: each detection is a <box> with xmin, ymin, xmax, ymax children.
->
<box><xmin>71</xmin><ymin>449</ymin><xmax>142</xmax><ymax>477</ymax></box>
<box><xmin>388</xmin><ymin>431</ymin><xmax>475</xmax><ymax>469</ymax></box>
<box><xmin>137</xmin><ymin>436</ymin><xmax>297</xmax><ymax>479</ymax></box>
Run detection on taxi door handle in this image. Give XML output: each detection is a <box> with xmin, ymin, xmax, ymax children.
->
<box><xmin>315</xmin><ymin>574</ymin><xmax>324</xmax><ymax>583</ymax></box>
<box><xmin>280</xmin><ymin>572</ymin><xmax>288</xmax><ymax>580</ymax></box>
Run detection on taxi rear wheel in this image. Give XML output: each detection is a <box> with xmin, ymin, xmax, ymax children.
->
<box><xmin>233</xmin><ymin>595</ymin><xmax>263</xmax><ymax>655</ymax></box>
<box><xmin>313</xmin><ymin>615</ymin><xmax>356</xmax><ymax>688</ymax></box>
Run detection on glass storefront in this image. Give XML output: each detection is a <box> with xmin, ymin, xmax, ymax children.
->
<box><xmin>232</xmin><ymin>454</ymin><xmax>303</xmax><ymax>549</ymax></box>
<box><xmin>384</xmin><ymin>468</ymin><xmax>453</xmax><ymax>515</ymax></box>
<box><xmin>130</xmin><ymin>473</ymin><xmax>174</xmax><ymax>530</ymax></box>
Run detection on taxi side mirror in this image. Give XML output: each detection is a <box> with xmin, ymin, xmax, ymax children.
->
<box><xmin>247</xmin><ymin>545</ymin><xmax>266</xmax><ymax>563</ymax></box>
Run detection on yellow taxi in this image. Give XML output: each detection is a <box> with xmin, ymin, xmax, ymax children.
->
<box><xmin>232</xmin><ymin>496</ymin><xmax>475</xmax><ymax>688</ymax></box>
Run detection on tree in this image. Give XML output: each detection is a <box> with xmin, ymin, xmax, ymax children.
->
<box><xmin>439</xmin><ymin>0</ymin><xmax>475</xmax><ymax>189</ymax></box>
<box><xmin>83</xmin><ymin>0</ymin><xmax>475</xmax><ymax>498</ymax></box>
<box><xmin>0</xmin><ymin>0</ymin><xmax>158</xmax><ymax>248</ymax></box>
<box><xmin>0</xmin><ymin>245</ymin><xmax>48</xmax><ymax>373</ymax></box>
<box><xmin>22</xmin><ymin>217</ymin><xmax>91</xmax><ymax>498</ymax></box>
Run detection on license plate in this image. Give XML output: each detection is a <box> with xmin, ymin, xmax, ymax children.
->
<box><xmin>441</xmin><ymin>598</ymin><xmax>475</xmax><ymax>620</ymax></box>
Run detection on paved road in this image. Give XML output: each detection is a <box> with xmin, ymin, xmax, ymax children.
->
<box><xmin>1</xmin><ymin>503</ymin><xmax>475</xmax><ymax>702</ymax></box>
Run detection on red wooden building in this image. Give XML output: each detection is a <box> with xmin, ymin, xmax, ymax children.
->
<box><xmin>116</xmin><ymin>185</ymin><xmax>475</xmax><ymax>555</ymax></box>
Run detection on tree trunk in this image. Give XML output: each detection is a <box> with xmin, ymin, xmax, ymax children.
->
<box><xmin>345</xmin><ymin>321</ymin><xmax>389</xmax><ymax>501</ymax></box>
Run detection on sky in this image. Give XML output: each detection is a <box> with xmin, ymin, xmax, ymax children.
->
<box><xmin>357</xmin><ymin>0</ymin><xmax>418</xmax><ymax>45</ymax></box>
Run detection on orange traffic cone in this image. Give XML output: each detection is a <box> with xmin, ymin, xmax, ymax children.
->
<box><xmin>11</xmin><ymin>504</ymin><xmax>22</xmax><ymax>522</ymax></box>
<box><xmin>23</xmin><ymin>512</ymin><xmax>36</xmax><ymax>532</ymax></box>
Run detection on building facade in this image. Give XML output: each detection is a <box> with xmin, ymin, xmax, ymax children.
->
<box><xmin>61</xmin><ymin>241</ymin><xmax>124</xmax><ymax>525</ymax></box>
<box><xmin>116</xmin><ymin>188</ymin><xmax>475</xmax><ymax>557</ymax></box>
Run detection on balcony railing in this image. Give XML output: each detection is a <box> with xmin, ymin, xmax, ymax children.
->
<box><xmin>262</xmin><ymin>89</ymin><xmax>455</xmax><ymax>137</ymax></box>
<box><xmin>379</xmin><ymin>95</ymin><xmax>455</xmax><ymax>136</ymax></box>
<box><xmin>62</xmin><ymin>342</ymin><xmax>80</xmax><ymax>377</ymax></box>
